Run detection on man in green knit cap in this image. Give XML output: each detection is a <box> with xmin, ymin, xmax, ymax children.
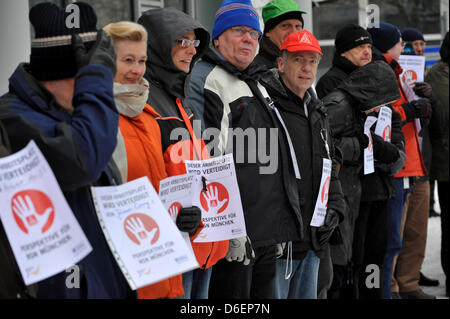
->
<box><xmin>254</xmin><ymin>0</ymin><xmax>307</xmax><ymax>69</ymax></box>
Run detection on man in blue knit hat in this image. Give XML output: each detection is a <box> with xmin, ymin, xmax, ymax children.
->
<box><xmin>402</xmin><ymin>28</ymin><xmax>426</xmax><ymax>56</ymax></box>
<box><xmin>187</xmin><ymin>0</ymin><xmax>305</xmax><ymax>298</ymax></box>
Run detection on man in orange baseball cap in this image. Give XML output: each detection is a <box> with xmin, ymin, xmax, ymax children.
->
<box><xmin>261</xmin><ymin>30</ymin><xmax>345</xmax><ymax>299</ymax></box>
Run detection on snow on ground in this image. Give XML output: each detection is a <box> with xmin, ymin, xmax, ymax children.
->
<box><xmin>420</xmin><ymin>185</ymin><xmax>448</xmax><ymax>299</ymax></box>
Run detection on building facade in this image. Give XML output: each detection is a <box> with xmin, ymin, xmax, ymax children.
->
<box><xmin>1</xmin><ymin>0</ymin><xmax>448</xmax><ymax>93</ymax></box>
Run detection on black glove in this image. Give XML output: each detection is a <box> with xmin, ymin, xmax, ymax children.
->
<box><xmin>413</xmin><ymin>82</ymin><xmax>433</xmax><ymax>98</ymax></box>
<box><xmin>401</xmin><ymin>98</ymin><xmax>431</xmax><ymax>121</ymax></box>
<box><xmin>317</xmin><ymin>209</ymin><xmax>340</xmax><ymax>247</ymax></box>
<box><xmin>72</xmin><ymin>29</ymin><xmax>116</xmax><ymax>77</ymax></box>
<box><xmin>356</xmin><ymin>131</ymin><xmax>369</xmax><ymax>150</ymax></box>
<box><xmin>411</xmin><ymin>98</ymin><xmax>432</xmax><ymax>119</ymax></box>
<box><xmin>354</xmin><ymin>117</ymin><xmax>369</xmax><ymax>150</ymax></box>
<box><xmin>372</xmin><ymin>134</ymin><xmax>400</xmax><ymax>163</ymax></box>
<box><xmin>176</xmin><ymin>206</ymin><xmax>202</xmax><ymax>235</ymax></box>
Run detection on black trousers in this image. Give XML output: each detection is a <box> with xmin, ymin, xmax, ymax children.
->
<box><xmin>438</xmin><ymin>181</ymin><xmax>449</xmax><ymax>292</ymax></box>
<box><xmin>352</xmin><ymin>200</ymin><xmax>388</xmax><ymax>299</ymax></box>
<box><xmin>208</xmin><ymin>245</ymin><xmax>277</xmax><ymax>299</ymax></box>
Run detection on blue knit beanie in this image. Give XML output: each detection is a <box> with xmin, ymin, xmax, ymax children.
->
<box><xmin>212</xmin><ymin>0</ymin><xmax>262</xmax><ymax>40</ymax></box>
<box><xmin>402</xmin><ymin>28</ymin><xmax>425</xmax><ymax>42</ymax></box>
<box><xmin>367</xmin><ymin>22</ymin><xmax>402</xmax><ymax>53</ymax></box>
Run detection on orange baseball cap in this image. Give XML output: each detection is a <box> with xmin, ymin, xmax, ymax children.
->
<box><xmin>280</xmin><ymin>30</ymin><xmax>323</xmax><ymax>55</ymax></box>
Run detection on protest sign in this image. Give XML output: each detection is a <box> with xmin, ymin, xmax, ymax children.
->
<box><xmin>159</xmin><ymin>174</ymin><xmax>197</xmax><ymax>253</ymax></box>
<box><xmin>91</xmin><ymin>177</ymin><xmax>198</xmax><ymax>290</ymax></box>
<box><xmin>0</xmin><ymin>140</ymin><xmax>92</xmax><ymax>285</ymax></box>
<box><xmin>310</xmin><ymin>158</ymin><xmax>332</xmax><ymax>227</ymax></box>
<box><xmin>185</xmin><ymin>154</ymin><xmax>247</xmax><ymax>242</ymax></box>
<box><xmin>374</xmin><ymin>106</ymin><xmax>392</xmax><ymax>142</ymax></box>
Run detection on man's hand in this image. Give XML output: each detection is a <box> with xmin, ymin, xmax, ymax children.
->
<box><xmin>413</xmin><ymin>82</ymin><xmax>433</xmax><ymax>98</ymax></box>
<box><xmin>176</xmin><ymin>206</ymin><xmax>202</xmax><ymax>235</ymax></box>
<box><xmin>225</xmin><ymin>236</ymin><xmax>255</xmax><ymax>266</ymax></box>
<box><xmin>72</xmin><ymin>30</ymin><xmax>116</xmax><ymax>76</ymax></box>
<box><xmin>317</xmin><ymin>209</ymin><xmax>340</xmax><ymax>247</ymax></box>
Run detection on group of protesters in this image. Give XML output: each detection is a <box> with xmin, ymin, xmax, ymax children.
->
<box><xmin>0</xmin><ymin>0</ymin><xmax>448</xmax><ymax>300</ymax></box>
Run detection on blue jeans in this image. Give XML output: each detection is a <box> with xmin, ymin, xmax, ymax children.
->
<box><xmin>179</xmin><ymin>267</ymin><xmax>212</xmax><ymax>299</ymax></box>
<box><xmin>274</xmin><ymin>250</ymin><xmax>320</xmax><ymax>299</ymax></box>
<box><xmin>382</xmin><ymin>177</ymin><xmax>411</xmax><ymax>299</ymax></box>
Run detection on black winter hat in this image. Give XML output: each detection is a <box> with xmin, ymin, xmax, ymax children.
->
<box><xmin>402</xmin><ymin>28</ymin><xmax>425</xmax><ymax>42</ymax></box>
<box><xmin>367</xmin><ymin>22</ymin><xmax>402</xmax><ymax>53</ymax></box>
<box><xmin>335</xmin><ymin>24</ymin><xmax>372</xmax><ymax>54</ymax></box>
<box><xmin>263</xmin><ymin>11</ymin><xmax>304</xmax><ymax>34</ymax></box>
<box><xmin>29</xmin><ymin>2</ymin><xmax>98</xmax><ymax>81</ymax></box>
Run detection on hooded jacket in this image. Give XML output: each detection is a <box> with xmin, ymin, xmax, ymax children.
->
<box><xmin>316</xmin><ymin>52</ymin><xmax>360</xmax><ymax>99</ymax></box>
<box><xmin>0</xmin><ymin>63</ymin><xmax>129</xmax><ymax>298</ymax></box>
<box><xmin>261</xmin><ymin>71</ymin><xmax>346</xmax><ymax>258</ymax></box>
<box><xmin>322</xmin><ymin>61</ymin><xmax>403</xmax><ymax>264</ymax></box>
<box><xmin>254</xmin><ymin>36</ymin><xmax>280</xmax><ymax>70</ymax></box>
<box><xmin>372</xmin><ymin>48</ymin><xmax>426</xmax><ymax>178</ymax></box>
<box><xmin>137</xmin><ymin>8</ymin><xmax>228</xmax><ymax>287</ymax></box>
<box><xmin>186</xmin><ymin>48</ymin><xmax>304</xmax><ymax>248</ymax></box>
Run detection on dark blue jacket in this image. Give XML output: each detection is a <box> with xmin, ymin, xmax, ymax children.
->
<box><xmin>0</xmin><ymin>63</ymin><xmax>129</xmax><ymax>298</ymax></box>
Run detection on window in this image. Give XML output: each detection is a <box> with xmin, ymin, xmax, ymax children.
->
<box><xmin>79</xmin><ymin>0</ymin><xmax>132</xmax><ymax>28</ymax></box>
<box><xmin>312</xmin><ymin>0</ymin><xmax>359</xmax><ymax>40</ymax></box>
<box><xmin>370</xmin><ymin>0</ymin><xmax>440</xmax><ymax>34</ymax></box>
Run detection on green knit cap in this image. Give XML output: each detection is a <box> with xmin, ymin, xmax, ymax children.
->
<box><xmin>262</xmin><ymin>0</ymin><xmax>307</xmax><ymax>25</ymax></box>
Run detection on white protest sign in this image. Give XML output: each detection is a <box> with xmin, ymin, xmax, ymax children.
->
<box><xmin>374</xmin><ymin>106</ymin><xmax>392</xmax><ymax>142</ymax></box>
<box><xmin>364</xmin><ymin>116</ymin><xmax>378</xmax><ymax>175</ymax></box>
<box><xmin>310</xmin><ymin>158</ymin><xmax>332</xmax><ymax>227</ymax></box>
<box><xmin>91</xmin><ymin>177</ymin><xmax>198</xmax><ymax>290</ymax></box>
<box><xmin>0</xmin><ymin>140</ymin><xmax>92</xmax><ymax>286</ymax></box>
<box><xmin>185</xmin><ymin>154</ymin><xmax>247</xmax><ymax>242</ymax></box>
<box><xmin>158</xmin><ymin>174</ymin><xmax>197</xmax><ymax>254</ymax></box>
<box><xmin>398</xmin><ymin>55</ymin><xmax>426</xmax><ymax>102</ymax></box>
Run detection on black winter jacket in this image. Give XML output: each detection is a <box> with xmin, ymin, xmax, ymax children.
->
<box><xmin>316</xmin><ymin>53</ymin><xmax>360</xmax><ymax>99</ymax></box>
<box><xmin>261</xmin><ymin>71</ymin><xmax>346</xmax><ymax>258</ymax></box>
<box><xmin>254</xmin><ymin>36</ymin><xmax>280</xmax><ymax>70</ymax></box>
<box><xmin>322</xmin><ymin>61</ymin><xmax>402</xmax><ymax>264</ymax></box>
<box><xmin>186</xmin><ymin>48</ymin><xmax>304</xmax><ymax>248</ymax></box>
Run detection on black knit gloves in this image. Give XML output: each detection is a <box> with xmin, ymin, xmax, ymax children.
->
<box><xmin>176</xmin><ymin>206</ymin><xmax>202</xmax><ymax>235</ymax></box>
<box><xmin>72</xmin><ymin>30</ymin><xmax>116</xmax><ymax>77</ymax></box>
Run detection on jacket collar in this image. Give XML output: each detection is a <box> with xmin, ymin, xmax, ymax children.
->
<box><xmin>332</xmin><ymin>52</ymin><xmax>360</xmax><ymax>75</ymax></box>
<box><xmin>202</xmin><ymin>47</ymin><xmax>268</xmax><ymax>82</ymax></box>
<box><xmin>9</xmin><ymin>63</ymin><xmax>71</xmax><ymax>122</ymax></box>
<box><xmin>257</xmin><ymin>36</ymin><xmax>280</xmax><ymax>69</ymax></box>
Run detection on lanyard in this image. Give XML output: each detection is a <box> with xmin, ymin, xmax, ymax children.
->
<box><xmin>176</xmin><ymin>98</ymin><xmax>202</xmax><ymax>160</ymax></box>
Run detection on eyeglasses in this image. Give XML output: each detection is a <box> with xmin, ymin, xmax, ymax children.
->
<box><xmin>292</xmin><ymin>55</ymin><xmax>320</xmax><ymax>66</ymax></box>
<box><xmin>177</xmin><ymin>39</ymin><xmax>200</xmax><ymax>48</ymax></box>
<box><xmin>230</xmin><ymin>27</ymin><xmax>262</xmax><ymax>40</ymax></box>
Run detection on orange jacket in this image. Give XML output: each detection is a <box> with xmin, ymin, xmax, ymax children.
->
<box><xmin>115</xmin><ymin>104</ymin><xmax>184</xmax><ymax>299</ymax></box>
<box><xmin>383</xmin><ymin>54</ymin><xmax>426</xmax><ymax>178</ymax></box>
<box><xmin>152</xmin><ymin>98</ymin><xmax>229</xmax><ymax>269</ymax></box>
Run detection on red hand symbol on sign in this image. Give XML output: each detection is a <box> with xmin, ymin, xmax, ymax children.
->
<box><xmin>382</xmin><ymin>125</ymin><xmax>391</xmax><ymax>142</ymax></box>
<box><xmin>200</xmin><ymin>182</ymin><xmax>229</xmax><ymax>214</ymax></box>
<box><xmin>168</xmin><ymin>202</ymin><xmax>182</xmax><ymax>221</ymax></box>
<box><xmin>321</xmin><ymin>176</ymin><xmax>330</xmax><ymax>207</ymax></box>
<box><xmin>124</xmin><ymin>213</ymin><xmax>160</xmax><ymax>246</ymax></box>
<box><xmin>11</xmin><ymin>190</ymin><xmax>54</xmax><ymax>235</ymax></box>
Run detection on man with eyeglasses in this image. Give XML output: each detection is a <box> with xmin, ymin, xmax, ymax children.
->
<box><xmin>254</xmin><ymin>0</ymin><xmax>306</xmax><ymax>70</ymax></box>
<box><xmin>260</xmin><ymin>30</ymin><xmax>345</xmax><ymax>299</ymax></box>
<box><xmin>186</xmin><ymin>0</ymin><xmax>305</xmax><ymax>299</ymax></box>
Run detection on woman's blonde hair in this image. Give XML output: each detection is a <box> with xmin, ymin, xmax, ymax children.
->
<box><xmin>103</xmin><ymin>21</ymin><xmax>148</xmax><ymax>44</ymax></box>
